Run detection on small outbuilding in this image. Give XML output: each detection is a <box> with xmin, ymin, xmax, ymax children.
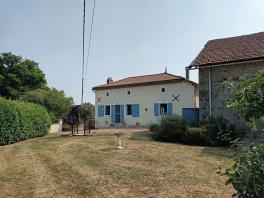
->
<box><xmin>186</xmin><ymin>32</ymin><xmax>264</xmax><ymax>130</ymax></box>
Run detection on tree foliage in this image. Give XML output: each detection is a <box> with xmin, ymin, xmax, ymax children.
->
<box><xmin>227</xmin><ymin>69</ymin><xmax>264</xmax><ymax>131</ymax></box>
<box><xmin>78</xmin><ymin>103</ymin><xmax>95</xmax><ymax>121</ymax></box>
<box><xmin>222</xmin><ymin>143</ymin><xmax>264</xmax><ymax>197</ymax></box>
<box><xmin>0</xmin><ymin>52</ymin><xmax>47</xmax><ymax>99</ymax></box>
<box><xmin>22</xmin><ymin>88</ymin><xmax>73</xmax><ymax>122</ymax></box>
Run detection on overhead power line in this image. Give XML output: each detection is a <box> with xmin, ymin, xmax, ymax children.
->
<box><xmin>84</xmin><ymin>0</ymin><xmax>96</xmax><ymax>89</ymax></box>
<box><xmin>81</xmin><ymin>0</ymin><xmax>96</xmax><ymax>104</ymax></box>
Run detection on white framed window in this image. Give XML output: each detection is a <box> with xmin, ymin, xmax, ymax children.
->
<box><xmin>106</xmin><ymin>92</ymin><xmax>110</xmax><ymax>96</ymax></box>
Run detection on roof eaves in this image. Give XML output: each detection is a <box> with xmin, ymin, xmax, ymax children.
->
<box><xmin>188</xmin><ymin>56</ymin><xmax>264</xmax><ymax>69</ymax></box>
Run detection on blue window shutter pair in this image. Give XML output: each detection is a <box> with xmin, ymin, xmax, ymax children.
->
<box><xmin>120</xmin><ymin>105</ymin><xmax>125</xmax><ymax>123</ymax></box>
<box><xmin>132</xmin><ymin>104</ymin><xmax>139</xmax><ymax>117</ymax></box>
<box><xmin>154</xmin><ymin>103</ymin><xmax>160</xmax><ymax>116</ymax></box>
<box><xmin>111</xmin><ymin>105</ymin><xmax>115</xmax><ymax>123</ymax></box>
<box><xmin>154</xmin><ymin>103</ymin><xmax>173</xmax><ymax>116</ymax></box>
<box><xmin>98</xmin><ymin>105</ymin><xmax>104</xmax><ymax>117</ymax></box>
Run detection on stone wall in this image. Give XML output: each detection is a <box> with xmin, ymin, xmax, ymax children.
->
<box><xmin>199</xmin><ymin>60</ymin><xmax>264</xmax><ymax>130</ymax></box>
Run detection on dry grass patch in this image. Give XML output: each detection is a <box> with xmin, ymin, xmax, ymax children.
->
<box><xmin>0</xmin><ymin>132</ymin><xmax>234</xmax><ymax>197</ymax></box>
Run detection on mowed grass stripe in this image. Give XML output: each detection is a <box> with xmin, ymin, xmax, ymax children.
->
<box><xmin>0</xmin><ymin>132</ymin><xmax>234</xmax><ymax>198</ymax></box>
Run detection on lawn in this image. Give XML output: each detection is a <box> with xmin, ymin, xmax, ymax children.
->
<box><xmin>0</xmin><ymin>131</ymin><xmax>234</xmax><ymax>197</ymax></box>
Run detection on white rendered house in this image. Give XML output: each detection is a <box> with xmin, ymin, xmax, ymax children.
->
<box><xmin>92</xmin><ymin>72</ymin><xmax>199</xmax><ymax>128</ymax></box>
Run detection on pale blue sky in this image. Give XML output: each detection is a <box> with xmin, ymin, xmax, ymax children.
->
<box><xmin>1</xmin><ymin>0</ymin><xmax>264</xmax><ymax>104</ymax></box>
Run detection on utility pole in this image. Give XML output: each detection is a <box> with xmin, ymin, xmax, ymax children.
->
<box><xmin>81</xmin><ymin>0</ymin><xmax>86</xmax><ymax>104</ymax></box>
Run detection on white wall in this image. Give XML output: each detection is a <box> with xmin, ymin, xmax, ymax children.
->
<box><xmin>94</xmin><ymin>82</ymin><xmax>198</xmax><ymax>128</ymax></box>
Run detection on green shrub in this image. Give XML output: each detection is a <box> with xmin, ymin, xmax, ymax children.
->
<box><xmin>224</xmin><ymin>143</ymin><xmax>264</xmax><ymax>197</ymax></box>
<box><xmin>152</xmin><ymin>116</ymin><xmax>187</xmax><ymax>142</ymax></box>
<box><xmin>151</xmin><ymin>115</ymin><xmax>238</xmax><ymax>147</ymax></box>
<box><xmin>185</xmin><ymin>127</ymin><xmax>206</xmax><ymax>146</ymax></box>
<box><xmin>201</xmin><ymin>116</ymin><xmax>238</xmax><ymax>147</ymax></box>
<box><xmin>0</xmin><ymin>98</ymin><xmax>51</xmax><ymax>145</ymax></box>
<box><xmin>149</xmin><ymin>123</ymin><xmax>159</xmax><ymax>132</ymax></box>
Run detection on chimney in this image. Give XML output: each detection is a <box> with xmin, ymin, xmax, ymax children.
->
<box><xmin>107</xmin><ymin>77</ymin><xmax>113</xmax><ymax>84</ymax></box>
<box><xmin>185</xmin><ymin>67</ymin><xmax>190</xmax><ymax>80</ymax></box>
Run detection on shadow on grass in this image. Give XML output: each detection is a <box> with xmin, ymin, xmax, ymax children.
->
<box><xmin>201</xmin><ymin>147</ymin><xmax>233</xmax><ymax>158</ymax></box>
<box><xmin>99</xmin><ymin>147</ymin><xmax>122</xmax><ymax>152</ymax></box>
<box><xmin>129</xmin><ymin>131</ymin><xmax>153</xmax><ymax>141</ymax></box>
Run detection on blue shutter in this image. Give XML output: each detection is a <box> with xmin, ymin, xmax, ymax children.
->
<box><xmin>132</xmin><ymin>104</ymin><xmax>139</xmax><ymax>117</ymax></box>
<box><xmin>111</xmin><ymin>105</ymin><xmax>115</xmax><ymax>123</ymax></box>
<box><xmin>120</xmin><ymin>104</ymin><xmax>125</xmax><ymax>123</ymax></box>
<box><xmin>98</xmin><ymin>105</ymin><xmax>104</xmax><ymax>117</ymax></box>
<box><xmin>154</xmin><ymin>103</ymin><xmax>160</xmax><ymax>116</ymax></box>
<box><xmin>168</xmin><ymin>103</ymin><xmax>173</xmax><ymax>116</ymax></box>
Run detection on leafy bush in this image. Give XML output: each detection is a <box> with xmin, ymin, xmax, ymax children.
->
<box><xmin>149</xmin><ymin>123</ymin><xmax>159</xmax><ymax>132</ymax></box>
<box><xmin>201</xmin><ymin>117</ymin><xmax>238</xmax><ymax>147</ymax></box>
<box><xmin>151</xmin><ymin>116</ymin><xmax>238</xmax><ymax>147</ymax></box>
<box><xmin>223</xmin><ymin>143</ymin><xmax>264</xmax><ymax>197</ymax></box>
<box><xmin>0</xmin><ymin>98</ymin><xmax>51</xmax><ymax>145</ymax></box>
<box><xmin>152</xmin><ymin>116</ymin><xmax>187</xmax><ymax>142</ymax></box>
<box><xmin>185</xmin><ymin>127</ymin><xmax>206</xmax><ymax>146</ymax></box>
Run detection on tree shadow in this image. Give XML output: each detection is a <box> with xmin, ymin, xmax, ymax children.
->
<box><xmin>99</xmin><ymin>147</ymin><xmax>121</xmax><ymax>152</ymax></box>
<box><xmin>200</xmin><ymin>147</ymin><xmax>233</xmax><ymax>158</ymax></box>
<box><xmin>129</xmin><ymin>131</ymin><xmax>153</xmax><ymax>141</ymax></box>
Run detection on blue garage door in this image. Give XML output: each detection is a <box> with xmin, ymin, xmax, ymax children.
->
<box><xmin>182</xmin><ymin>108</ymin><xmax>199</xmax><ymax>124</ymax></box>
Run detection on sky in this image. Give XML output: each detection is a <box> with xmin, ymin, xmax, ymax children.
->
<box><xmin>1</xmin><ymin>0</ymin><xmax>264</xmax><ymax>104</ymax></box>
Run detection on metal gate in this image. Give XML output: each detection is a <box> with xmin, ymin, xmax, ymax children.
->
<box><xmin>182</xmin><ymin>108</ymin><xmax>199</xmax><ymax>124</ymax></box>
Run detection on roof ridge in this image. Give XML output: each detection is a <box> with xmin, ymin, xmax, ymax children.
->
<box><xmin>115</xmin><ymin>72</ymin><xmax>183</xmax><ymax>82</ymax></box>
<box><xmin>207</xmin><ymin>31</ymin><xmax>264</xmax><ymax>43</ymax></box>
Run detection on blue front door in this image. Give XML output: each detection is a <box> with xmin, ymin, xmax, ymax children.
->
<box><xmin>115</xmin><ymin>105</ymin><xmax>121</xmax><ymax>123</ymax></box>
<box><xmin>111</xmin><ymin>104</ymin><xmax>125</xmax><ymax>124</ymax></box>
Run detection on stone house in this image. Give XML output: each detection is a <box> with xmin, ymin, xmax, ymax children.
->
<box><xmin>92</xmin><ymin>72</ymin><xmax>198</xmax><ymax>128</ymax></box>
<box><xmin>186</xmin><ymin>32</ymin><xmax>264</xmax><ymax>130</ymax></box>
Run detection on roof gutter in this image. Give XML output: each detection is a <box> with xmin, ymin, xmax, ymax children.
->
<box><xmin>186</xmin><ymin>57</ymin><xmax>264</xmax><ymax>70</ymax></box>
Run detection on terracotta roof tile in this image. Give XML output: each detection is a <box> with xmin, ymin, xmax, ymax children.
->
<box><xmin>190</xmin><ymin>32</ymin><xmax>264</xmax><ymax>67</ymax></box>
<box><xmin>92</xmin><ymin>72</ymin><xmax>197</xmax><ymax>90</ymax></box>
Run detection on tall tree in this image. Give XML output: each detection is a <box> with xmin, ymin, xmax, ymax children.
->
<box><xmin>22</xmin><ymin>88</ymin><xmax>74</xmax><ymax>122</ymax></box>
<box><xmin>0</xmin><ymin>52</ymin><xmax>47</xmax><ymax>99</ymax></box>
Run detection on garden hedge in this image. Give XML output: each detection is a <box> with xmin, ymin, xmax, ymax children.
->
<box><xmin>0</xmin><ymin>98</ymin><xmax>51</xmax><ymax>145</ymax></box>
<box><xmin>151</xmin><ymin>116</ymin><xmax>238</xmax><ymax>147</ymax></box>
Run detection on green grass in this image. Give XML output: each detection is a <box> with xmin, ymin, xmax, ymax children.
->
<box><xmin>0</xmin><ymin>132</ymin><xmax>234</xmax><ymax>197</ymax></box>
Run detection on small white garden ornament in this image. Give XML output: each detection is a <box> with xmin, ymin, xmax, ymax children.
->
<box><xmin>114</xmin><ymin>132</ymin><xmax>124</xmax><ymax>149</ymax></box>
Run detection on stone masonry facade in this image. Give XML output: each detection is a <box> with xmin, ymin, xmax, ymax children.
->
<box><xmin>199</xmin><ymin>60</ymin><xmax>264</xmax><ymax>130</ymax></box>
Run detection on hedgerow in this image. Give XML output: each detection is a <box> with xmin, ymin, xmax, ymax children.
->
<box><xmin>151</xmin><ymin>116</ymin><xmax>239</xmax><ymax>147</ymax></box>
<box><xmin>0</xmin><ymin>98</ymin><xmax>51</xmax><ymax>145</ymax></box>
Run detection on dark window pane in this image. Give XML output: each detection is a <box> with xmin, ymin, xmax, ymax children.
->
<box><xmin>160</xmin><ymin>103</ymin><xmax>167</xmax><ymax>115</ymax></box>
<box><xmin>105</xmin><ymin>105</ymin><xmax>110</xmax><ymax>115</ymax></box>
<box><xmin>126</xmin><ymin>104</ymin><xmax>132</xmax><ymax>115</ymax></box>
